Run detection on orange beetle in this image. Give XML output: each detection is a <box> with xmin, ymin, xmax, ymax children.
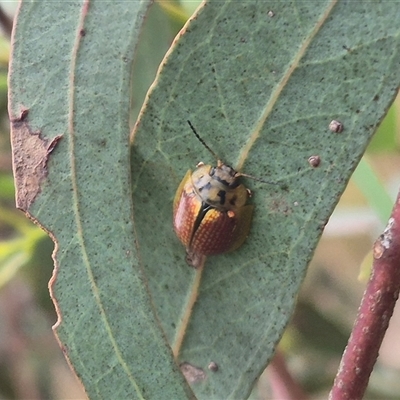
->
<box><xmin>173</xmin><ymin>121</ymin><xmax>254</xmax><ymax>268</ymax></box>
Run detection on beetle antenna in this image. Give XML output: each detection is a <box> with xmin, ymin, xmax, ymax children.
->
<box><xmin>187</xmin><ymin>120</ymin><xmax>219</xmax><ymax>162</ymax></box>
<box><xmin>236</xmin><ymin>172</ymin><xmax>279</xmax><ymax>185</ymax></box>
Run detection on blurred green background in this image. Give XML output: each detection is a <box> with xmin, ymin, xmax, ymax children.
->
<box><xmin>1</xmin><ymin>1</ymin><xmax>400</xmax><ymax>399</ymax></box>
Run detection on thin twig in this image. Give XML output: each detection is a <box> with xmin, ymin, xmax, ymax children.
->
<box><xmin>329</xmin><ymin>190</ymin><xmax>400</xmax><ymax>400</ymax></box>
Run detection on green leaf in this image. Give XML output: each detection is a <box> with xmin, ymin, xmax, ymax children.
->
<box><xmin>368</xmin><ymin>103</ymin><xmax>397</xmax><ymax>152</ymax></box>
<box><xmin>9</xmin><ymin>2</ymin><xmax>192</xmax><ymax>399</ymax></box>
<box><xmin>131</xmin><ymin>1</ymin><xmax>400</xmax><ymax>398</ymax></box>
<box><xmin>130</xmin><ymin>2</ymin><xmax>178</xmax><ymax>123</ymax></box>
<box><xmin>352</xmin><ymin>157</ymin><xmax>393</xmax><ymax>225</ymax></box>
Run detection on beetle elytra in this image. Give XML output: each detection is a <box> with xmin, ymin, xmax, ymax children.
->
<box><xmin>173</xmin><ymin>121</ymin><xmax>256</xmax><ymax>268</ymax></box>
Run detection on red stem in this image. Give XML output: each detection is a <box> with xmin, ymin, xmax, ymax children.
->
<box><xmin>268</xmin><ymin>350</ymin><xmax>307</xmax><ymax>400</ymax></box>
<box><xmin>330</xmin><ymin>191</ymin><xmax>400</xmax><ymax>399</ymax></box>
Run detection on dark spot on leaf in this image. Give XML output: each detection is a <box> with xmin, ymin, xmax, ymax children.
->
<box><xmin>329</xmin><ymin>120</ymin><xmax>344</xmax><ymax>133</ymax></box>
<box><xmin>208</xmin><ymin>361</ymin><xmax>219</xmax><ymax>372</ymax></box>
<box><xmin>308</xmin><ymin>155</ymin><xmax>321</xmax><ymax>167</ymax></box>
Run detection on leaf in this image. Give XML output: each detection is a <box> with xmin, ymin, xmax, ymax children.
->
<box><xmin>130</xmin><ymin>2</ymin><xmax>178</xmax><ymax>123</ymax></box>
<box><xmin>131</xmin><ymin>1</ymin><xmax>400</xmax><ymax>398</ymax></box>
<box><xmin>9</xmin><ymin>2</ymin><xmax>192</xmax><ymax>399</ymax></box>
<box><xmin>352</xmin><ymin>157</ymin><xmax>393</xmax><ymax>225</ymax></box>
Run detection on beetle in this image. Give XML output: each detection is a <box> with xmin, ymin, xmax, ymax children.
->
<box><xmin>173</xmin><ymin>121</ymin><xmax>257</xmax><ymax>268</ymax></box>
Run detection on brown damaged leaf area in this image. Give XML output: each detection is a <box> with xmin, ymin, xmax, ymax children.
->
<box><xmin>180</xmin><ymin>362</ymin><xmax>206</xmax><ymax>384</ymax></box>
<box><xmin>10</xmin><ymin>108</ymin><xmax>62</xmax><ymax>211</ymax></box>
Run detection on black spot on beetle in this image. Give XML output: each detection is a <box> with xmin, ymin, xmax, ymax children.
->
<box><xmin>198</xmin><ymin>182</ymin><xmax>212</xmax><ymax>192</ymax></box>
<box><xmin>217</xmin><ymin>190</ymin><xmax>226</xmax><ymax>205</ymax></box>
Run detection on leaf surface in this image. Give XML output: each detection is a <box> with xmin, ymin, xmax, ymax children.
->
<box><xmin>9</xmin><ymin>2</ymin><xmax>192</xmax><ymax>399</ymax></box>
<box><xmin>131</xmin><ymin>1</ymin><xmax>400</xmax><ymax>398</ymax></box>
